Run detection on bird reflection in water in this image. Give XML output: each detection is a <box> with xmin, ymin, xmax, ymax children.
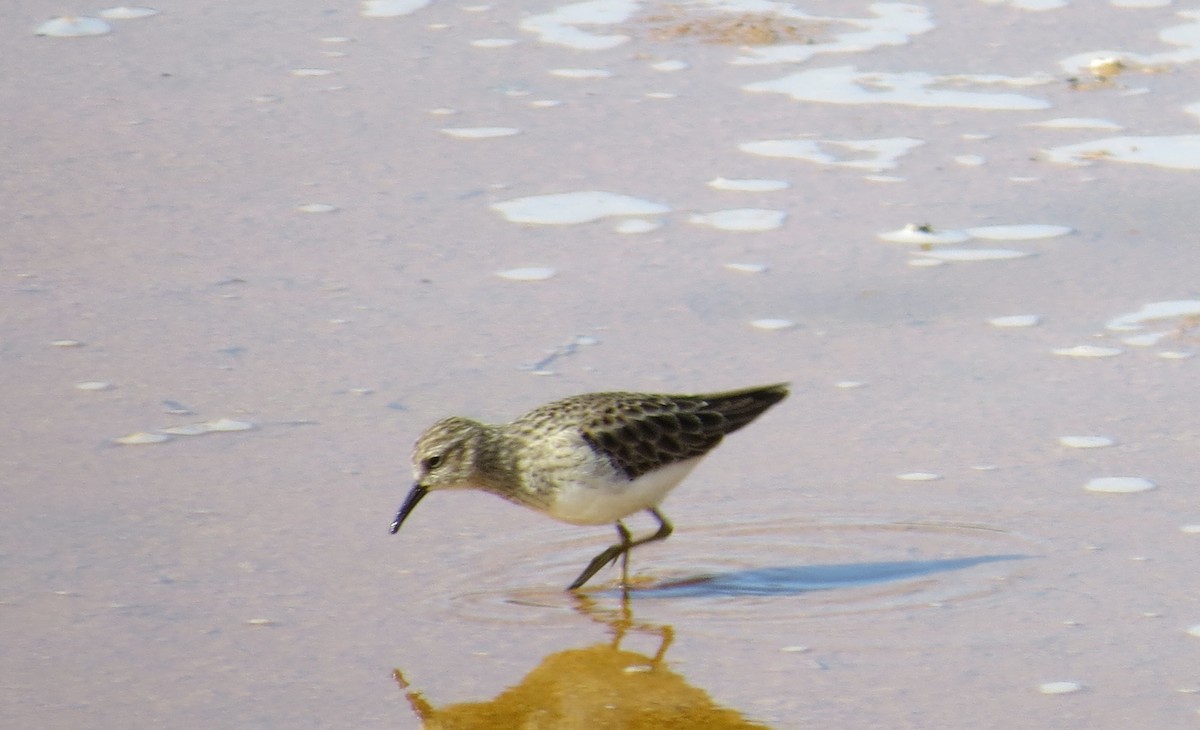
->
<box><xmin>393</xmin><ymin>593</ymin><xmax>770</xmax><ymax>729</ymax></box>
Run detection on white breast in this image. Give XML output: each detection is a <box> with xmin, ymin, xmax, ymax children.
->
<box><xmin>545</xmin><ymin>457</ymin><xmax>703</xmax><ymax>526</ymax></box>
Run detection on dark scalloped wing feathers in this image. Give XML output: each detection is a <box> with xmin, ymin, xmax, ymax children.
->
<box><xmin>575</xmin><ymin>383</ymin><xmax>789</xmax><ymax>480</ymax></box>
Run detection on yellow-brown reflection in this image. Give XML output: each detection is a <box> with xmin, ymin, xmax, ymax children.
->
<box><xmin>393</xmin><ymin>593</ymin><xmax>770</xmax><ymax>729</ymax></box>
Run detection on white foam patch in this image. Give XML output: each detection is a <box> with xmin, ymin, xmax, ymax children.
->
<box><xmin>966</xmin><ymin>224</ymin><xmax>1073</xmax><ymax>240</ymax></box>
<box><xmin>1059</xmin><ymin>436</ymin><xmax>1115</xmax><ymax>449</ymax></box>
<box><xmin>740</xmin><ymin>137</ymin><xmax>924</xmax><ymax>170</ymax></box>
<box><xmin>913</xmin><ymin>249</ymin><xmax>1032</xmax><ymax>262</ymax></box>
<box><xmin>725</xmin><ymin>263</ymin><xmax>768</xmax><ymax>274</ymax></box>
<box><xmin>878</xmin><ymin>225</ymin><xmax>970</xmax><ymax>245</ymax></box>
<box><xmin>491</xmin><ymin>191</ymin><xmax>670</xmax><ymax>225</ymax></box>
<box><xmin>470</xmin><ymin>38</ymin><xmax>518</xmax><ymax>48</ymax></box>
<box><xmin>1059</xmin><ymin>12</ymin><xmax>1200</xmax><ymax>75</ymax></box>
<box><xmin>1106</xmin><ymin>300</ymin><xmax>1200</xmax><ymax>331</ymax></box>
<box><xmin>75</xmin><ymin>381</ymin><xmax>114</xmax><ymax>391</ymax></box>
<box><xmin>730</xmin><ymin>3</ymin><xmax>934</xmax><ymax>66</ymax></box>
<box><xmin>1053</xmin><ymin>345</ymin><xmax>1123</xmax><ymax>358</ymax></box>
<box><xmin>744</xmin><ymin>66</ymin><xmax>1051</xmax><ymax>110</ymax></box>
<box><xmin>160</xmin><ymin>419</ymin><xmax>254</xmax><ymax>436</ymax></box>
<box><xmin>1039</xmin><ymin>681</ymin><xmax>1084</xmax><ymax>695</ymax></box>
<box><xmin>897</xmin><ymin>472</ymin><xmax>941</xmax><ymax>481</ymax></box>
<box><xmin>708</xmin><ymin>178</ymin><xmax>790</xmax><ymax>192</ymax></box>
<box><xmin>690</xmin><ymin>209</ymin><xmax>786</xmax><ymax>231</ymax></box>
<box><xmin>1045</xmin><ymin>135</ymin><xmax>1200</xmax><ymax>170</ymax></box>
<box><xmin>496</xmin><ymin>267</ymin><xmax>556</xmax><ymax>281</ymax></box>
<box><xmin>750</xmin><ymin>318</ymin><xmax>795</xmax><ymax>330</ymax></box>
<box><xmin>1085</xmin><ymin>477</ymin><xmax>1156</xmax><ymax>493</ymax></box>
<box><xmin>1122</xmin><ymin>332</ymin><xmax>1171</xmax><ymax>347</ymax></box>
<box><xmin>36</xmin><ymin>16</ymin><xmax>111</xmax><ymax>36</ymax></box>
<box><xmin>360</xmin><ymin>0</ymin><xmax>431</xmax><ymax>17</ymax></box>
<box><xmin>614</xmin><ymin>219</ymin><xmax>662</xmax><ymax>234</ymax></box>
<box><xmin>99</xmin><ymin>7</ymin><xmax>159</xmax><ymax>20</ymax></box>
<box><xmin>296</xmin><ymin>203</ymin><xmax>338</xmax><ymax>213</ymax></box>
<box><xmin>520</xmin><ymin>0</ymin><xmax>636</xmax><ymax>50</ymax></box>
<box><xmin>440</xmin><ymin>127</ymin><xmax>520</xmax><ymax>138</ymax></box>
<box><xmin>955</xmin><ymin>155</ymin><xmax>986</xmax><ymax>166</ymax></box>
<box><xmin>1029</xmin><ymin>117</ymin><xmax>1123</xmax><ymax>130</ymax></box>
<box><xmin>989</xmin><ymin>315</ymin><xmax>1041</xmax><ymax>328</ymax></box>
<box><xmin>114</xmin><ymin>432</ymin><xmax>171</xmax><ymax>445</ymax></box>
<box><xmin>997</xmin><ymin>0</ymin><xmax>1067</xmax><ymax>10</ymax></box>
<box><xmin>550</xmin><ymin>68</ymin><xmax>613</xmax><ymax>79</ymax></box>
<box><xmin>651</xmin><ymin>60</ymin><xmax>688</xmax><ymax>72</ymax></box>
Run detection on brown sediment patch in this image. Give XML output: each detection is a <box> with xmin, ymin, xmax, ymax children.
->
<box><xmin>1171</xmin><ymin>313</ymin><xmax>1200</xmax><ymax>342</ymax></box>
<box><xmin>631</xmin><ymin>5</ymin><xmax>826</xmax><ymax>46</ymax></box>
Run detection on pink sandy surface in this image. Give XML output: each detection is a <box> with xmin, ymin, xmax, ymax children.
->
<box><xmin>4</xmin><ymin>1</ymin><xmax>1200</xmax><ymax>727</ymax></box>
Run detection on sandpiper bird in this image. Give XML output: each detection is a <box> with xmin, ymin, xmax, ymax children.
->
<box><xmin>389</xmin><ymin>383</ymin><xmax>789</xmax><ymax>590</ymax></box>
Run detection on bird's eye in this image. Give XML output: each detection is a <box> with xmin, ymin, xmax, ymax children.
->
<box><xmin>424</xmin><ymin>454</ymin><xmax>443</xmax><ymax>470</ymax></box>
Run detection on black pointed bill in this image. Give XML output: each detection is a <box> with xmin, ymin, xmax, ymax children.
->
<box><xmin>390</xmin><ymin>483</ymin><xmax>428</xmax><ymax>534</ymax></box>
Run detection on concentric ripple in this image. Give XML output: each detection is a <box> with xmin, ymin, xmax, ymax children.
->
<box><xmin>442</xmin><ymin>517</ymin><xmax>1038</xmax><ymax>626</ymax></box>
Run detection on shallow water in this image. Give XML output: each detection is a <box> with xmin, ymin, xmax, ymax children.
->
<box><xmin>4</xmin><ymin>1</ymin><xmax>1200</xmax><ymax>727</ymax></box>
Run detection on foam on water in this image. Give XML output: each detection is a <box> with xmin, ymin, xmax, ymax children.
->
<box><xmin>989</xmin><ymin>315</ymin><xmax>1041</xmax><ymax>328</ymax></box>
<box><xmin>496</xmin><ymin>267</ymin><xmax>556</xmax><ymax>281</ymax></box>
<box><xmin>1053</xmin><ymin>345</ymin><xmax>1123</xmax><ymax>358</ymax></box>
<box><xmin>728</xmin><ymin>3</ymin><xmax>935</xmax><ymax>66</ymax></box>
<box><xmin>878</xmin><ymin>225</ymin><xmax>970</xmax><ymax>245</ymax></box>
<box><xmin>1029</xmin><ymin>117</ymin><xmax>1123</xmax><ymax>130</ymax></box>
<box><xmin>36</xmin><ymin>16</ymin><xmax>111</xmax><ymax>37</ymax></box>
<box><xmin>707</xmin><ymin>178</ymin><xmax>789</xmax><ymax>192</ymax></box>
<box><xmin>1085</xmin><ymin>477</ymin><xmax>1156</xmax><ymax>493</ymax></box>
<box><xmin>749</xmin><ymin>318</ymin><xmax>795</xmax><ymax>331</ymax></box>
<box><xmin>1106</xmin><ymin>300</ymin><xmax>1200</xmax><ymax>331</ymax></box>
<box><xmin>491</xmin><ymin>192</ymin><xmax>669</xmax><ymax>225</ymax></box>
<box><xmin>740</xmin><ymin>137</ymin><xmax>924</xmax><ymax>170</ymax></box>
<box><xmin>690</xmin><ymin>209</ymin><xmax>786</xmax><ymax>231</ymax></box>
<box><xmin>1045</xmin><ymin>135</ymin><xmax>1200</xmax><ymax>170</ymax></box>
<box><xmin>897</xmin><ymin>472</ymin><xmax>942</xmax><ymax>482</ymax></box>
<box><xmin>913</xmin><ymin>248</ymin><xmax>1032</xmax><ymax>262</ymax></box>
<box><xmin>1059</xmin><ymin>436</ymin><xmax>1115</xmax><ymax>449</ymax></box>
<box><xmin>520</xmin><ymin>0</ymin><xmax>637</xmax><ymax>50</ymax></box>
<box><xmin>1039</xmin><ymin>681</ymin><xmax>1084</xmax><ymax>695</ymax></box>
<box><xmin>99</xmin><ymin>7</ymin><xmax>159</xmax><ymax>20</ymax></box>
<box><xmin>360</xmin><ymin>0</ymin><xmax>431</xmax><ymax>18</ymax></box>
<box><xmin>440</xmin><ymin>127</ymin><xmax>520</xmax><ymax>139</ymax></box>
<box><xmin>549</xmin><ymin>68</ymin><xmax>613</xmax><ymax>79</ymax></box>
<box><xmin>744</xmin><ymin>67</ymin><xmax>1051</xmax><ymax>110</ymax></box>
<box><xmin>965</xmin><ymin>224</ymin><xmax>1072</xmax><ymax>240</ymax></box>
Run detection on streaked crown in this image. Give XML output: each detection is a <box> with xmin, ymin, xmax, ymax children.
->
<box><xmin>411</xmin><ymin>416</ymin><xmax>489</xmax><ymax>491</ymax></box>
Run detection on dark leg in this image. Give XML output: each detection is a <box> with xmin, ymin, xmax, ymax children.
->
<box><xmin>568</xmin><ymin>522</ymin><xmax>632</xmax><ymax>591</ymax></box>
<box><xmin>567</xmin><ymin>508</ymin><xmax>674</xmax><ymax>590</ymax></box>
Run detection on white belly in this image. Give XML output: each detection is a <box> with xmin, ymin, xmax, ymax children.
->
<box><xmin>545</xmin><ymin>457</ymin><xmax>703</xmax><ymax>526</ymax></box>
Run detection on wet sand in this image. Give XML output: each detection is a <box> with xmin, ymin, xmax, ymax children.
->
<box><xmin>4</xmin><ymin>1</ymin><xmax>1200</xmax><ymax>727</ymax></box>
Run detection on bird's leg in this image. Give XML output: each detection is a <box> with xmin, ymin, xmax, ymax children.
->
<box><xmin>568</xmin><ymin>521</ymin><xmax>633</xmax><ymax>590</ymax></box>
<box><xmin>617</xmin><ymin>522</ymin><xmax>632</xmax><ymax>588</ymax></box>
<box><xmin>567</xmin><ymin>509</ymin><xmax>674</xmax><ymax>591</ymax></box>
<box><xmin>640</xmin><ymin>507</ymin><xmax>674</xmax><ymax>547</ymax></box>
